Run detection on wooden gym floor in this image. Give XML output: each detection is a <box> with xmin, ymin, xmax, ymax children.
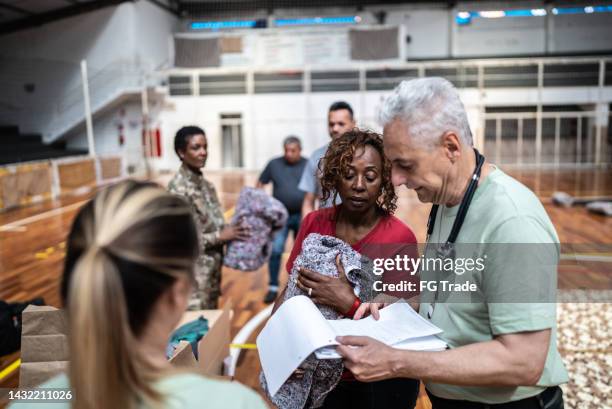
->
<box><xmin>0</xmin><ymin>167</ymin><xmax>610</xmax><ymax>409</ymax></box>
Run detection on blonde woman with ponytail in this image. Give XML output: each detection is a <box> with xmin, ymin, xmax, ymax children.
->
<box><xmin>10</xmin><ymin>180</ymin><xmax>266</xmax><ymax>409</ymax></box>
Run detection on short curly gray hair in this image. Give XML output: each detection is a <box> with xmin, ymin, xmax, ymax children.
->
<box><xmin>378</xmin><ymin>77</ymin><xmax>473</xmax><ymax>148</ymax></box>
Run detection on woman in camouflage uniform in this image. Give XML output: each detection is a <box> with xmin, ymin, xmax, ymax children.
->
<box><xmin>168</xmin><ymin>126</ymin><xmax>249</xmax><ymax>309</ymax></box>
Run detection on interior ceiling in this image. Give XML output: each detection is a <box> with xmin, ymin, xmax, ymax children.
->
<box><xmin>176</xmin><ymin>0</ymin><xmax>457</xmax><ymax>16</ymax></box>
<box><xmin>0</xmin><ymin>0</ymin><xmax>461</xmax><ymax>34</ymax></box>
<box><xmin>0</xmin><ymin>0</ymin><xmax>129</xmax><ymax>35</ymax></box>
<box><xmin>5</xmin><ymin>0</ymin><xmax>573</xmax><ymax>36</ymax></box>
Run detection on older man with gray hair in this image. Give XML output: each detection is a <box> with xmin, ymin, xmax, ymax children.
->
<box><xmin>336</xmin><ymin>78</ymin><xmax>568</xmax><ymax>409</ymax></box>
<box><xmin>258</xmin><ymin>135</ymin><xmax>308</xmax><ymax>303</ymax></box>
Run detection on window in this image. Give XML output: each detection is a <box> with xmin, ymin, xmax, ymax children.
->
<box><xmin>424</xmin><ymin>67</ymin><xmax>478</xmax><ymax>88</ymax></box>
<box><xmin>254</xmin><ymin>72</ymin><xmax>303</xmax><ymax>93</ymax></box>
<box><xmin>169</xmin><ymin>76</ymin><xmax>192</xmax><ymax>96</ymax></box>
<box><xmin>543</xmin><ymin>63</ymin><xmax>599</xmax><ymax>87</ymax></box>
<box><xmin>200</xmin><ymin>74</ymin><xmax>246</xmax><ymax>95</ymax></box>
<box><xmin>484</xmin><ymin>65</ymin><xmax>538</xmax><ymax>87</ymax></box>
<box><xmin>365</xmin><ymin>69</ymin><xmax>418</xmax><ymax>91</ymax></box>
<box><xmin>220</xmin><ymin>114</ymin><xmax>243</xmax><ymax>168</ymax></box>
<box><xmin>311</xmin><ymin>71</ymin><xmax>360</xmax><ymax>92</ymax></box>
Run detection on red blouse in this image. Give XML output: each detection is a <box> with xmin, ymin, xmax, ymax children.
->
<box><xmin>286</xmin><ymin>206</ymin><xmax>419</xmax><ymax>300</ymax></box>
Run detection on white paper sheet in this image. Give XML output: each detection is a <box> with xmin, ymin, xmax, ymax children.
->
<box><xmin>315</xmin><ymin>303</ymin><xmax>446</xmax><ymax>359</ymax></box>
<box><xmin>314</xmin><ymin>335</ymin><xmax>447</xmax><ymax>359</ymax></box>
<box><xmin>256</xmin><ymin>296</ymin><xmax>336</xmax><ymax>396</ymax></box>
<box><xmin>327</xmin><ymin>301</ymin><xmax>442</xmax><ymax>345</ymax></box>
<box><xmin>257</xmin><ymin>297</ymin><xmax>446</xmax><ymax>396</ymax></box>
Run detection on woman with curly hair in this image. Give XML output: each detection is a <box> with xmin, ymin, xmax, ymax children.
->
<box><xmin>275</xmin><ymin>129</ymin><xmax>420</xmax><ymax>409</ymax></box>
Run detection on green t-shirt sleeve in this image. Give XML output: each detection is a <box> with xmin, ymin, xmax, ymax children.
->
<box><xmin>238</xmin><ymin>387</ymin><xmax>269</xmax><ymax>409</ymax></box>
<box><xmin>197</xmin><ymin>376</ymin><xmax>268</xmax><ymax>409</ymax></box>
<box><xmin>483</xmin><ymin>216</ymin><xmax>559</xmax><ymax>335</ymax></box>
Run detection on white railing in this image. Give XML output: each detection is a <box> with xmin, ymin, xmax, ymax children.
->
<box><xmin>162</xmin><ymin>54</ymin><xmax>611</xmax><ymax>168</ymax></box>
<box><xmin>163</xmin><ymin>55</ymin><xmax>611</xmax><ymax>96</ymax></box>
<box><xmin>45</xmin><ymin>60</ymin><xmax>148</xmax><ymax>142</ymax></box>
<box><xmin>482</xmin><ymin>111</ymin><xmax>606</xmax><ymax>167</ymax></box>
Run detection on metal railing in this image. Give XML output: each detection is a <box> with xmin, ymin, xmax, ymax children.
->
<box><xmin>483</xmin><ymin>111</ymin><xmax>605</xmax><ymax>167</ymax></box>
<box><xmin>165</xmin><ymin>55</ymin><xmax>612</xmax><ymax>96</ymax></box>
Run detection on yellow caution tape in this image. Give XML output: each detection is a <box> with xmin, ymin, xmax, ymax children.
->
<box><xmin>0</xmin><ymin>359</ymin><xmax>21</xmax><ymax>381</ymax></box>
<box><xmin>230</xmin><ymin>343</ymin><xmax>257</xmax><ymax>350</ymax></box>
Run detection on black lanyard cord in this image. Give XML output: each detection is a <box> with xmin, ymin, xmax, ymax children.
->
<box><xmin>426</xmin><ymin>148</ymin><xmax>486</xmax><ymax>245</ymax></box>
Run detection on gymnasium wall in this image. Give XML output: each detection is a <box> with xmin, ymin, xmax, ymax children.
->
<box><xmin>155</xmin><ymin>81</ymin><xmax>612</xmax><ymax>172</ymax></box>
<box><xmin>0</xmin><ymin>0</ymin><xmax>177</xmax><ymax>140</ymax></box>
<box><xmin>64</xmin><ymin>99</ymin><xmax>157</xmax><ymax>175</ymax></box>
<box><xmin>1</xmin><ymin>0</ymin><xmax>611</xmax><ymax>172</ymax></box>
<box><xmin>155</xmin><ymin>90</ymin><xmax>482</xmax><ymax>172</ymax></box>
<box><xmin>551</xmin><ymin>12</ymin><xmax>612</xmax><ymax>54</ymax></box>
<box><xmin>0</xmin><ymin>155</ymin><xmax>123</xmax><ymax>212</ymax></box>
<box><xmin>178</xmin><ymin>1</ymin><xmax>612</xmax><ymax>69</ymax></box>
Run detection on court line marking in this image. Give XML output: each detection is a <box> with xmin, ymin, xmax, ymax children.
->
<box><xmin>228</xmin><ymin>304</ymin><xmax>272</xmax><ymax>377</ymax></box>
<box><xmin>0</xmin><ymin>359</ymin><xmax>20</xmax><ymax>381</ymax></box>
<box><xmin>1</xmin><ymin>195</ymin><xmax>233</xmax><ymax>232</ymax></box>
<box><xmin>0</xmin><ymin>226</ymin><xmax>26</xmax><ymax>232</ymax></box>
<box><xmin>230</xmin><ymin>343</ymin><xmax>257</xmax><ymax>349</ymax></box>
<box><xmin>560</xmin><ymin>254</ymin><xmax>612</xmax><ymax>263</ymax></box>
<box><xmin>0</xmin><ymin>200</ymin><xmax>89</xmax><ymax>232</ymax></box>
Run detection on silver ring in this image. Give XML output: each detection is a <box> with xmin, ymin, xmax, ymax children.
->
<box><xmin>308</xmin><ymin>287</ymin><xmax>313</xmax><ymax>297</ymax></box>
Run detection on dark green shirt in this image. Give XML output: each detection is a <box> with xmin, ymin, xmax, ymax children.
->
<box><xmin>259</xmin><ymin>156</ymin><xmax>307</xmax><ymax>214</ymax></box>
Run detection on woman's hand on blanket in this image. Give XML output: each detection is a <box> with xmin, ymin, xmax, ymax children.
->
<box><xmin>335</xmin><ymin>336</ymin><xmax>397</xmax><ymax>382</ymax></box>
<box><xmin>296</xmin><ymin>254</ymin><xmax>355</xmax><ymax>314</ymax></box>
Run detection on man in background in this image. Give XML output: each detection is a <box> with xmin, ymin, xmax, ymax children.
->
<box><xmin>299</xmin><ymin>101</ymin><xmax>356</xmax><ymax>216</ymax></box>
<box><xmin>257</xmin><ymin>136</ymin><xmax>308</xmax><ymax>303</ymax></box>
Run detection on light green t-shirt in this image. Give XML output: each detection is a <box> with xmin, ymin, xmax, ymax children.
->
<box><xmin>419</xmin><ymin>167</ymin><xmax>569</xmax><ymax>404</ymax></box>
<box><xmin>8</xmin><ymin>373</ymin><xmax>267</xmax><ymax>409</ymax></box>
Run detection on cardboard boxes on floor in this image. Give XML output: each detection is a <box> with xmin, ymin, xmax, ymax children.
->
<box><xmin>19</xmin><ymin>302</ymin><xmax>233</xmax><ymax>387</ymax></box>
<box><xmin>19</xmin><ymin>305</ymin><xmax>69</xmax><ymax>388</ymax></box>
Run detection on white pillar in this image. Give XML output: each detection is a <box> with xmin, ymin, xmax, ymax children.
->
<box><xmin>81</xmin><ymin>60</ymin><xmax>95</xmax><ymax>157</ymax></box>
<box><xmin>141</xmin><ymin>83</ymin><xmax>152</xmax><ymax>177</ymax></box>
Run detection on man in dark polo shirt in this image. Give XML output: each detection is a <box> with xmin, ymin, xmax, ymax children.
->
<box><xmin>257</xmin><ymin>136</ymin><xmax>308</xmax><ymax>303</ymax></box>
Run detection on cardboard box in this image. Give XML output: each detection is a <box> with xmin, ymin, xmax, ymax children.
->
<box><xmin>19</xmin><ymin>361</ymin><xmax>68</xmax><ymax>388</ymax></box>
<box><xmin>21</xmin><ymin>305</ymin><xmax>68</xmax><ymax>336</ymax></box>
<box><xmin>19</xmin><ymin>305</ymin><xmax>69</xmax><ymax>388</ymax></box>
<box><xmin>169</xmin><ymin>301</ymin><xmax>232</xmax><ymax>377</ymax></box>
<box><xmin>18</xmin><ymin>301</ymin><xmax>233</xmax><ymax>387</ymax></box>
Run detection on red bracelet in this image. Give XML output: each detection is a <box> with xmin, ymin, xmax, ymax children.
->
<box><xmin>344</xmin><ymin>297</ymin><xmax>361</xmax><ymax>318</ymax></box>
